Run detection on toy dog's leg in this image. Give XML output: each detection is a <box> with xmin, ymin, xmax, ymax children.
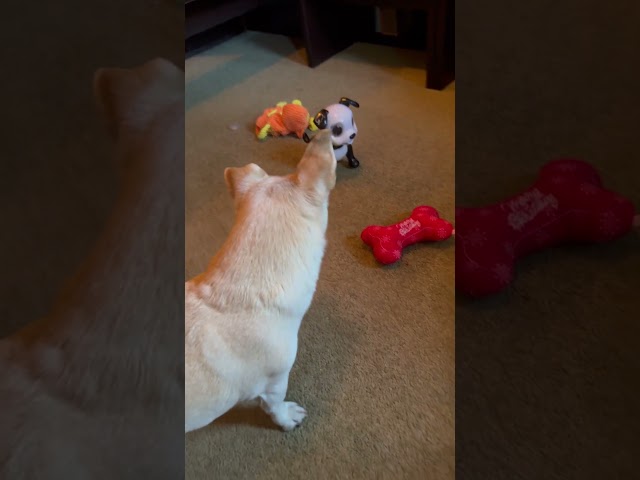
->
<box><xmin>346</xmin><ymin>144</ymin><xmax>359</xmax><ymax>168</ymax></box>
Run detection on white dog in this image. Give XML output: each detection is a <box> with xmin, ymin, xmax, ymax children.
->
<box><xmin>185</xmin><ymin>130</ymin><xmax>337</xmax><ymax>433</ymax></box>
<box><xmin>0</xmin><ymin>58</ymin><xmax>184</xmax><ymax>478</ymax></box>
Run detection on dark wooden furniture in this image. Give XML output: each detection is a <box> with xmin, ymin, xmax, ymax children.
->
<box><xmin>185</xmin><ymin>0</ymin><xmax>454</xmax><ymax>90</ymax></box>
<box><xmin>299</xmin><ymin>0</ymin><xmax>454</xmax><ymax>90</ymax></box>
<box><xmin>185</xmin><ymin>0</ymin><xmax>265</xmax><ymax>39</ymax></box>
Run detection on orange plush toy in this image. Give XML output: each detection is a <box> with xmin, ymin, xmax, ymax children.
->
<box><xmin>255</xmin><ymin>100</ymin><xmax>318</xmax><ymax>140</ymax></box>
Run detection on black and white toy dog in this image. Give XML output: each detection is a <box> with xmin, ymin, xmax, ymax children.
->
<box><xmin>304</xmin><ymin>97</ymin><xmax>360</xmax><ymax>168</ymax></box>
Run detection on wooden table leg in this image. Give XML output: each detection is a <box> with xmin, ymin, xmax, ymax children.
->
<box><xmin>299</xmin><ymin>0</ymin><xmax>358</xmax><ymax>68</ymax></box>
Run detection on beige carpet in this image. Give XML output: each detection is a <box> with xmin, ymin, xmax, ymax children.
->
<box><xmin>185</xmin><ymin>32</ymin><xmax>455</xmax><ymax>479</ymax></box>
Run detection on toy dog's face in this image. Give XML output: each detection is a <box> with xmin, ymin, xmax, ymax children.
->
<box><xmin>312</xmin><ymin>97</ymin><xmax>359</xmax><ymax>147</ymax></box>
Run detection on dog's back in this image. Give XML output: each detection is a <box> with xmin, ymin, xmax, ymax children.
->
<box><xmin>185</xmin><ymin>132</ymin><xmax>336</xmax><ymax>432</ymax></box>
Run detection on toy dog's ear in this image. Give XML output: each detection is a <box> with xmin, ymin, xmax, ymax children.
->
<box><xmin>339</xmin><ymin>97</ymin><xmax>359</xmax><ymax>108</ymax></box>
<box><xmin>313</xmin><ymin>109</ymin><xmax>329</xmax><ymax>129</ymax></box>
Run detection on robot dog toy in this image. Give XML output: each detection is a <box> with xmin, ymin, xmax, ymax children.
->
<box><xmin>304</xmin><ymin>97</ymin><xmax>361</xmax><ymax>168</ymax></box>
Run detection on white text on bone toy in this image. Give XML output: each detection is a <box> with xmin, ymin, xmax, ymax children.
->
<box><xmin>504</xmin><ymin>189</ymin><xmax>559</xmax><ymax>231</ymax></box>
<box><xmin>398</xmin><ymin>218</ymin><xmax>421</xmax><ymax>236</ymax></box>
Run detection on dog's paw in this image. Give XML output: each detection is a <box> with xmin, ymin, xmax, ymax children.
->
<box><xmin>275</xmin><ymin>402</ymin><xmax>307</xmax><ymax>431</ymax></box>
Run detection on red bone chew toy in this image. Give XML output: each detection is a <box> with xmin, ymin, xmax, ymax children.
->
<box><xmin>456</xmin><ymin>159</ymin><xmax>637</xmax><ymax>297</ymax></box>
<box><xmin>361</xmin><ymin>206</ymin><xmax>454</xmax><ymax>265</ymax></box>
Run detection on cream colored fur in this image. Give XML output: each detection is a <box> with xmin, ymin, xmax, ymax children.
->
<box><xmin>185</xmin><ymin>130</ymin><xmax>337</xmax><ymax>433</ymax></box>
<box><xmin>0</xmin><ymin>58</ymin><xmax>184</xmax><ymax>478</ymax></box>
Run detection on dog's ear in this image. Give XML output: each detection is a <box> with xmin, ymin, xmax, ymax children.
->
<box><xmin>296</xmin><ymin>130</ymin><xmax>336</xmax><ymax>199</ymax></box>
<box><xmin>313</xmin><ymin>109</ymin><xmax>329</xmax><ymax>129</ymax></box>
<box><xmin>224</xmin><ymin>163</ymin><xmax>268</xmax><ymax>201</ymax></box>
<box><xmin>93</xmin><ymin>58</ymin><xmax>183</xmax><ymax>139</ymax></box>
<box><xmin>339</xmin><ymin>97</ymin><xmax>359</xmax><ymax>108</ymax></box>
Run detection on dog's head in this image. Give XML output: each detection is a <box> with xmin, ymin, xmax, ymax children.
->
<box><xmin>224</xmin><ymin>130</ymin><xmax>336</xmax><ymax>211</ymax></box>
<box><xmin>310</xmin><ymin>97</ymin><xmax>359</xmax><ymax>147</ymax></box>
<box><xmin>93</xmin><ymin>58</ymin><xmax>184</xmax><ymax>141</ymax></box>
<box><xmin>92</xmin><ymin>58</ymin><xmax>184</xmax><ymax>179</ymax></box>
<box><xmin>294</xmin><ymin>129</ymin><xmax>337</xmax><ymax>200</ymax></box>
<box><xmin>224</xmin><ymin>163</ymin><xmax>269</xmax><ymax>207</ymax></box>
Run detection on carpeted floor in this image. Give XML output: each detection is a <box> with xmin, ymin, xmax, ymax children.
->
<box><xmin>185</xmin><ymin>32</ymin><xmax>455</xmax><ymax>479</ymax></box>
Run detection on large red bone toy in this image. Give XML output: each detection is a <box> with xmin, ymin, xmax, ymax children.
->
<box><xmin>361</xmin><ymin>206</ymin><xmax>454</xmax><ymax>265</ymax></box>
<box><xmin>456</xmin><ymin>159</ymin><xmax>637</xmax><ymax>297</ymax></box>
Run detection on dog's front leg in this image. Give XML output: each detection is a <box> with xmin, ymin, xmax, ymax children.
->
<box><xmin>259</xmin><ymin>373</ymin><xmax>307</xmax><ymax>431</ymax></box>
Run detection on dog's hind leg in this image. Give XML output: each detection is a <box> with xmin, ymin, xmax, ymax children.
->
<box><xmin>258</xmin><ymin>373</ymin><xmax>307</xmax><ymax>431</ymax></box>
